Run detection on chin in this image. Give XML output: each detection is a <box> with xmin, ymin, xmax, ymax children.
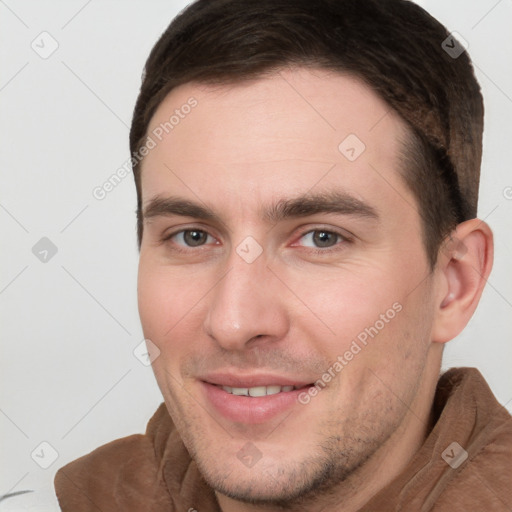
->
<box><xmin>196</xmin><ymin>450</ymin><xmax>348</xmax><ymax>507</ymax></box>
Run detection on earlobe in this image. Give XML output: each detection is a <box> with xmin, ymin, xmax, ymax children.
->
<box><xmin>431</xmin><ymin>219</ymin><xmax>494</xmax><ymax>344</ymax></box>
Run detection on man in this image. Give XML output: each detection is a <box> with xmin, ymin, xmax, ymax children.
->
<box><xmin>54</xmin><ymin>0</ymin><xmax>512</xmax><ymax>510</ymax></box>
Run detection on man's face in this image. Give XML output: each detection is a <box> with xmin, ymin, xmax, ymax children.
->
<box><xmin>137</xmin><ymin>68</ymin><xmax>439</xmax><ymax>504</ymax></box>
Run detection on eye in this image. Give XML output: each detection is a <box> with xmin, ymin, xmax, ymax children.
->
<box><xmin>295</xmin><ymin>229</ymin><xmax>346</xmax><ymax>249</ymax></box>
<box><xmin>168</xmin><ymin>229</ymin><xmax>216</xmax><ymax>248</ymax></box>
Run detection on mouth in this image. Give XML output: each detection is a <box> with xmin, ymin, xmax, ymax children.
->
<box><xmin>214</xmin><ymin>383</ymin><xmax>305</xmax><ymax>397</ymax></box>
<box><xmin>200</xmin><ymin>375</ymin><xmax>315</xmax><ymax>424</ymax></box>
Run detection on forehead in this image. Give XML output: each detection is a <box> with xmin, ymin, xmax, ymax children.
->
<box><xmin>140</xmin><ymin>68</ymin><xmax>412</xmax><ymax>219</ymax></box>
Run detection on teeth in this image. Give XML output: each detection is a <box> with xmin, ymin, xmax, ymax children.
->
<box><xmin>221</xmin><ymin>385</ymin><xmax>296</xmax><ymax>396</ymax></box>
<box><xmin>264</xmin><ymin>385</ymin><xmax>281</xmax><ymax>396</ymax></box>
<box><xmin>231</xmin><ymin>387</ymin><xmax>248</xmax><ymax>396</ymax></box>
<box><xmin>249</xmin><ymin>386</ymin><xmax>267</xmax><ymax>397</ymax></box>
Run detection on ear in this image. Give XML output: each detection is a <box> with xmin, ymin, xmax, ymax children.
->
<box><xmin>431</xmin><ymin>219</ymin><xmax>494</xmax><ymax>344</ymax></box>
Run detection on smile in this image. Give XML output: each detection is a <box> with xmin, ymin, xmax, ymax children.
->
<box><xmin>201</xmin><ymin>379</ymin><xmax>315</xmax><ymax>424</ymax></box>
<box><xmin>218</xmin><ymin>384</ymin><xmax>298</xmax><ymax>396</ymax></box>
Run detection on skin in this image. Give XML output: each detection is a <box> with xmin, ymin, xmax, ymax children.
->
<box><xmin>137</xmin><ymin>68</ymin><xmax>493</xmax><ymax>511</ymax></box>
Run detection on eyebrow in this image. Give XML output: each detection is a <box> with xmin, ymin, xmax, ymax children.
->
<box><xmin>142</xmin><ymin>191</ymin><xmax>379</xmax><ymax>225</ymax></box>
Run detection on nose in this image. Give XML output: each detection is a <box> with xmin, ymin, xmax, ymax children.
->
<box><xmin>203</xmin><ymin>249</ymin><xmax>289</xmax><ymax>351</ymax></box>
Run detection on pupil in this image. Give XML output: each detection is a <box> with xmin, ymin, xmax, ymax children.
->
<box><xmin>185</xmin><ymin>230</ymin><xmax>207</xmax><ymax>246</ymax></box>
<box><xmin>313</xmin><ymin>231</ymin><xmax>335</xmax><ymax>247</ymax></box>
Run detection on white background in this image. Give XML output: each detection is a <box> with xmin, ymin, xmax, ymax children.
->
<box><xmin>1</xmin><ymin>0</ymin><xmax>511</xmax><ymax>509</ymax></box>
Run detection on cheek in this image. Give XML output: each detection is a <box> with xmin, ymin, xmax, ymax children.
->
<box><xmin>137</xmin><ymin>259</ymin><xmax>198</xmax><ymax>396</ymax></box>
<box><xmin>137</xmin><ymin>257</ymin><xmax>184</xmax><ymax>341</ymax></box>
<box><xmin>292</xmin><ymin>268</ymin><xmax>403</xmax><ymax>343</ymax></box>
<box><xmin>137</xmin><ymin>264</ymin><xmax>167</xmax><ymax>339</ymax></box>
<box><xmin>290</xmin><ymin>261</ymin><xmax>432</xmax><ymax>377</ymax></box>
<box><xmin>137</xmin><ymin>256</ymin><xmax>212</xmax><ymax>347</ymax></box>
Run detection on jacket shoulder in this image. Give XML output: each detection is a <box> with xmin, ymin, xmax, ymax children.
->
<box><xmin>55</xmin><ymin>434</ymin><xmax>161</xmax><ymax>510</ymax></box>
<box><xmin>433</xmin><ymin>415</ymin><xmax>512</xmax><ymax>510</ymax></box>
<box><xmin>54</xmin><ymin>404</ymin><xmax>174</xmax><ymax>511</ymax></box>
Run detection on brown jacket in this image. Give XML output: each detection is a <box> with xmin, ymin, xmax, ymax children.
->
<box><xmin>54</xmin><ymin>368</ymin><xmax>512</xmax><ymax>511</ymax></box>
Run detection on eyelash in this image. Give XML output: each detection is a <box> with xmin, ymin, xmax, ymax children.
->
<box><xmin>160</xmin><ymin>227</ymin><xmax>352</xmax><ymax>255</ymax></box>
<box><xmin>292</xmin><ymin>229</ymin><xmax>351</xmax><ymax>254</ymax></box>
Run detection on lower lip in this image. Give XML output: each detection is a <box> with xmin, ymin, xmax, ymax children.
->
<box><xmin>201</xmin><ymin>381</ymin><xmax>311</xmax><ymax>424</ymax></box>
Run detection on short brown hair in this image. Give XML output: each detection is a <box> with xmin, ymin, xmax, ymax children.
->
<box><xmin>129</xmin><ymin>0</ymin><xmax>484</xmax><ymax>267</ymax></box>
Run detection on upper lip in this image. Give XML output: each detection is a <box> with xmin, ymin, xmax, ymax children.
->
<box><xmin>201</xmin><ymin>372</ymin><xmax>313</xmax><ymax>389</ymax></box>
